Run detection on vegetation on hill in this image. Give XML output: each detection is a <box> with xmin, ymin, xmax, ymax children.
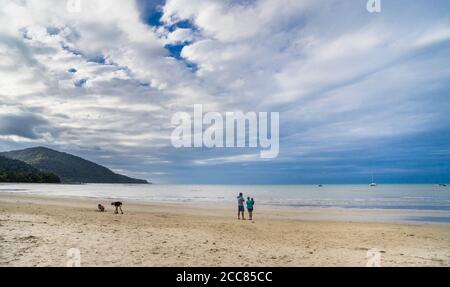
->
<box><xmin>0</xmin><ymin>156</ymin><xmax>61</xmax><ymax>183</ymax></box>
<box><xmin>0</xmin><ymin>147</ymin><xmax>148</xmax><ymax>184</ymax></box>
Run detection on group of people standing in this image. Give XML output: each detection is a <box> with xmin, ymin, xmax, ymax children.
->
<box><xmin>237</xmin><ymin>193</ymin><xmax>255</xmax><ymax>220</ymax></box>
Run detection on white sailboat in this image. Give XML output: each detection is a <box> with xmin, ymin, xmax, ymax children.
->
<box><xmin>370</xmin><ymin>174</ymin><xmax>377</xmax><ymax>187</ymax></box>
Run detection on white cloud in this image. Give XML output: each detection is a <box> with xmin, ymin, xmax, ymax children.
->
<box><xmin>193</xmin><ymin>153</ymin><xmax>263</xmax><ymax>165</ymax></box>
<box><xmin>0</xmin><ymin>0</ymin><xmax>449</xmax><ymax>182</ymax></box>
<box><xmin>413</xmin><ymin>26</ymin><xmax>450</xmax><ymax>47</ymax></box>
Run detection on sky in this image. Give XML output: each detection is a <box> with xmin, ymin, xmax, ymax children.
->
<box><xmin>0</xmin><ymin>0</ymin><xmax>449</xmax><ymax>184</ymax></box>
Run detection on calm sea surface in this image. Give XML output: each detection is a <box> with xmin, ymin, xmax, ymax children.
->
<box><xmin>1</xmin><ymin>183</ymin><xmax>449</xmax><ymax>211</ymax></box>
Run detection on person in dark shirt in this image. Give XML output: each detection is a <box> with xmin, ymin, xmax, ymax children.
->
<box><xmin>111</xmin><ymin>201</ymin><xmax>123</xmax><ymax>214</ymax></box>
<box><xmin>237</xmin><ymin>193</ymin><xmax>245</xmax><ymax>220</ymax></box>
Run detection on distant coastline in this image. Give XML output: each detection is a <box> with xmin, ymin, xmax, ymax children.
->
<box><xmin>0</xmin><ymin>147</ymin><xmax>149</xmax><ymax>184</ymax></box>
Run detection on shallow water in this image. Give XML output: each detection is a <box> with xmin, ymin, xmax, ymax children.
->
<box><xmin>1</xmin><ymin>183</ymin><xmax>449</xmax><ymax>211</ymax></box>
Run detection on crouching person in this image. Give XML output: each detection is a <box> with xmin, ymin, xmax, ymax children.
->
<box><xmin>111</xmin><ymin>201</ymin><xmax>124</xmax><ymax>214</ymax></box>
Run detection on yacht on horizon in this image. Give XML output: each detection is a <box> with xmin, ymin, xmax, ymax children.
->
<box><xmin>370</xmin><ymin>174</ymin><xmax>377</xmax><ymax>187</ymax></box>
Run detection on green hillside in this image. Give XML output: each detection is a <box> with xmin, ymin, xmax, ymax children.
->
<box><xmin>0</xmin><ymin>155</ymin><xmax>60</xmax><ymax>183</ymax></box>
<box><xmin>0</xmin><ymin>147</ymin><xmax>148</xmax><ymax>184</ymax></box>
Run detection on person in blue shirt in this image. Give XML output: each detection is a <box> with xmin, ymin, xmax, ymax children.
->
<box><xmin>246</xmin><ymin>197</ymin><xmax>255</xmax><ymax>220</ymax></box>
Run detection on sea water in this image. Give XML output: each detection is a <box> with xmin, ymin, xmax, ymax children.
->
<box><xmin>1</xmin><ymin>183</ymin><xmax>449</xmax><ymax>211</ymax></box>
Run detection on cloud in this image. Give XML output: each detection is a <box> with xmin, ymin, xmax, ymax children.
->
<box><xmin>0</xmin><ymin>0</ymin><xmax>449</xmax><ymax>183</ymax></box>
<box><xmin>193</xmin><ymin>153</ymin><xmax>263</xmax><ymax>165</ymax></box>
<box><xmin>413</xmin><ymin>26</ymin><xmax>450</xmax><ymax>47</ymax></box>
<box><xmin>0</xmin><ymin>112</ymin><xmax>50</xmax><ymax>139</ymax></box>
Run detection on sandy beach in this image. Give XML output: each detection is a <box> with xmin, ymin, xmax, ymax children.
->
<box><xmin>0</xmin><ymin>193</ymin><xmax>449</xmax><ymax>267</ymax></box>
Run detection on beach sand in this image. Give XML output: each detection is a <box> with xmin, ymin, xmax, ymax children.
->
<box><xmin>0</xmin><ymin>193</ymin><xmax>449</xmax><ymax>267</ymax></box>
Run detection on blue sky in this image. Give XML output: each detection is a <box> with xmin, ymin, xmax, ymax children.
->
<box><xmin>0</xmin><ymin>0</ymin><xmax>449</xmax><ymax>184</ymax></box>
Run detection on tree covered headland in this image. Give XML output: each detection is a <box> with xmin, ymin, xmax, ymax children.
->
<box><xmin>0</xmin><ymin>156</ymin><xmax>61</xmax><ymax>183</ymax></box>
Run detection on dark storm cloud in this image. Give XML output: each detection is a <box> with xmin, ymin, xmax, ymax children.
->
<box><xmin>0</xmin><ymin>113</ymin><xmax>49</xmax><ymax>139</ymax></box>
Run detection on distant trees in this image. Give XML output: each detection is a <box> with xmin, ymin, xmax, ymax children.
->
<box><xmin>1</xmin><ymin>147</ymin><xmax>148</xmax><ymax>184</ymax></box>
<box><xmin>0</xmin><ymin>156</ymin><xmax>61</xmax><ymax>183</ymax></box>
<box><xmin>0</xmin><ymin>171</ymin><xmax>61</xmax><ymax>183</ymax></box>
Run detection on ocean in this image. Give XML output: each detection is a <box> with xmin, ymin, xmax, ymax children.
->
<box><xmin>1</xmin><ymin>183</ymin><xmax>449</xmax><ymax>211</ymax></box>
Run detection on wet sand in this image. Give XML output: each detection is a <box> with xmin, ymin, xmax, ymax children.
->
<box><xmin>0</xmin><ymin>193</ymin><xmax>449</xmax><ymax>266</ymax></box>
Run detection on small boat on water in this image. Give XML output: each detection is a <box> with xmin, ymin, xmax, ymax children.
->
<box><xmin>370</xmin><ymin>174</ymin><xmax>377</xmax><ymax>187</ymax></box>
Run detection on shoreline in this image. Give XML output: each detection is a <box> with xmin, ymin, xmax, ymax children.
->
<box><xmin>1</xmin><ymin>193</ymin><xmax>449</xmax><ymax>266</ymax></box>
<box><xmin>0</xmin><ymin>192</ymin><xmax>449</xmax><ymax>224</ymax></box>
